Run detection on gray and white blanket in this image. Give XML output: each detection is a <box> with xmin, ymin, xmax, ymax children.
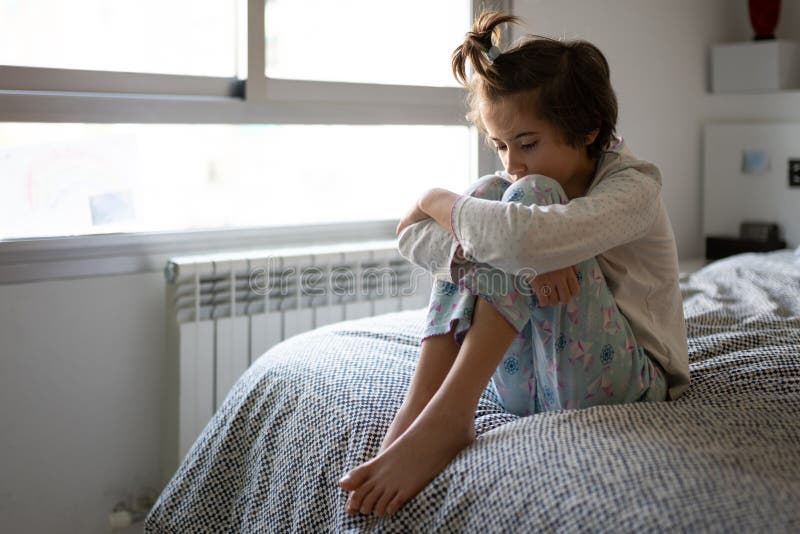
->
<box><xmin>145</xmin><ymin>250</ymin><xmax>800</xmax><ymax>532</ymax></box>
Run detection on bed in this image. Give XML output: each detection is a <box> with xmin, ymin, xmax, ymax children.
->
<box><xmin>144</xmin><ymin>248</ymin><xmax>800</xmax><ymax>532</ymax></box>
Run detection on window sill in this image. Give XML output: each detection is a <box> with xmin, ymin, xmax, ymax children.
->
<box><xmin>0</xmin><ymin>220</ymin><xmax>398</xmax><ymax>284</ymax></box>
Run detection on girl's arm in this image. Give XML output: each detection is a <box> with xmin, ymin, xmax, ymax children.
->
<box><xmin>439</xmin><ymin>166</ymin><xmax>663</xmax><ymax>276</ymax></box>
<box><xmin>396</xmin><ymin>186</ymin><xmax>474</xmax><ymax>283</ymax></box>
<box><xmin>397</xmin><ymin>218</ymin><xmax>468</xmax><ymax>283</ymax></box>
<box><xmin>418</xmin><ymin>188</ymin><xmax>461</xmax><ymax>235</ymax></box>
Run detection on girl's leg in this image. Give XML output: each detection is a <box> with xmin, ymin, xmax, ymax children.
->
<box><xmin>378</xmin><ymin>330</ymin><xmax>459</xmax><ymax>452</ymax></box>
<box><xmin>342</xmin><ymin>294</ymin><xmax>519</xmax><ymax>517</ymax></box>
<box><xmin>490</xmin><ymin>174</ymin><xmax>668</xmax><ymax>414</ymax></box>
<box><xmin>378</xmin><ymin>175</ymin><xmax>513</xmax><ymax>453</ymax></box>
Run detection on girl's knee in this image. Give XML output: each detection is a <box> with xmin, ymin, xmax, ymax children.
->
<box><xmin>501</xmin><ymin>174</ymin><xmax>567</xmax><ymax>206</ymax></box>
<box><xmin>464</xmin><ymin>174</ymin><xmax>512</xmax><ymax>200</ymax></box>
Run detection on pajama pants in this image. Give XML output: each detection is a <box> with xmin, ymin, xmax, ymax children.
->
<box><xmin>422</xmin><ymin>174</ymin><xmax>667</xmax><ymax>416</ymax></box>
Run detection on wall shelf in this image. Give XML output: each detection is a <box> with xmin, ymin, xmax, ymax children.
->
<box><xmin>711</xmin><ymin>40</ymin><xmax>800</xmax><ymax>94</ymax></box>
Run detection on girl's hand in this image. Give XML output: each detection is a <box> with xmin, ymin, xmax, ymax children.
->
<box><xmin>396</xmin><ymin>202</ymin><xmax>430</xmax><ymax>236</ymax></box>
<box><xmin>526</xmin><ymin>265</ymin><xmax>580</xmax><ymax>306</ymax></box>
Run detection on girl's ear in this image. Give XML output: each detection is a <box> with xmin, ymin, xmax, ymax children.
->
<box><xmin>585</xmin><ymin>128</ymin><xmax>600</xmax><ymax>145</ymax></box>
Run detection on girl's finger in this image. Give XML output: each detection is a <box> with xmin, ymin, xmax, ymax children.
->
<box><xmin>546</xmin><ymin>283</ymin><xmax>557</xmax><ymax>306</ymax></box>
<box><xmin>555</xmin><ymin>279</ymin><xmax>570</xmax><ymax>305</ymax></box>
<box><xmin>537</xmin><ymin>279</ymin><xmax>552</xmax><ymax>306</ymax></box>
<box><xmin>548</xmin><ymin>285</ymin><xmax>559</xmax><ymax>306</ymax></box>
<box><xmin>567</xmin><ymin>269</ymin><xmax>580</xmax><ymax>297</ymax></box>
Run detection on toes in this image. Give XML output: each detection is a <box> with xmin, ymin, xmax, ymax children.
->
<box><xmin>359</xmin><ymin>485</ymin><xmax>383</xmax><ymax>515</ymax></box>
<box><xmin>338</xmin><ymin>464</ymin><xmax>371</xmax><ymax>492</ymax></box>
<box><xmin>386</xmin><ymin>492</ymin><xmax>406</xmax><ymax>516</ymax></box>
<box><xmin>347</xmin><ymin>480</ymin><xmax>374</xmax><ymax>514</ymax></box>
<box><xmin>374</xmin><ymin>489</ymin><xmax>397</xmax><ymax>517</ymax></box>
<box><xmin>345</xmin><ymin>492</ymin><xmax>362</xmax><ymax>515</ymax></box>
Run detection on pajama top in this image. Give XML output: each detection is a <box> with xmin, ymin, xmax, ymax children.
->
<box><xmin>398</xmin><ymin>138</ymin><xmax>690</xmax><ymax>400</ymax></box>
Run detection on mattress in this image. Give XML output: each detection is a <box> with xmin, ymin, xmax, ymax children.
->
<box><xmin>145</xmin><ymin>249</ymin><xmax>800</xmax><ymax>532</ymax></box>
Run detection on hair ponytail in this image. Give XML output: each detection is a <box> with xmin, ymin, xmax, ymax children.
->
<box><xmin>451</xmin><ymin>10</ymin><xmax>520</xmax><ymax>91</ymax></box>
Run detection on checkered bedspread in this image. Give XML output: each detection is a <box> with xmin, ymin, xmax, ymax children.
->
<box><xmin>145</xmin><ymin>250</ymin><xmax>800</xmax><ymax>532</ymax></box>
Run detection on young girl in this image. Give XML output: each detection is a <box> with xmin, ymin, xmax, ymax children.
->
<box><xmin>338</xmin><ymin>10</ymin><xmax>689</xmax><ymax>518</ymax></box>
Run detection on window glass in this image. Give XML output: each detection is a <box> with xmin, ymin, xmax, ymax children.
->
<box><xmin>0</xmin><ymin>123</ymin><xmax>471</xmax><ymax>240</ymax></box>
<box><xmin>0</xmin><ymin>1</ymin><xmax>238</xmax><ymax>76</ymax></box>
<box><xmin>265</xmin><ymin>0</ymin><xmax>471</xmax><ymax>86</ymax></box>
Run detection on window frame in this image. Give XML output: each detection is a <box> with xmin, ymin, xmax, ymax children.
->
<box><xmin>0</xmin><ymin>0</ymin><xmax>508</xmax><ymax>284</ymax></box>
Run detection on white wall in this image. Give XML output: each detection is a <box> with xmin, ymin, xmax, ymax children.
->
<box><xmin>2</xmin><ymin>2</ymin><xmax>800</xmax><ymax>532</ymax></box>
<box><xmin>513</xmin><ymin>0</ymin><xmax>800</xmax><ymax>259</ymax></box>
<box><xmin>0</xmin><ymin>272</ymin><xmax>164</xmax><ymax>533</ymax></box>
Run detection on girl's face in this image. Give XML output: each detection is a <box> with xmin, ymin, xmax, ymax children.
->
<box><xmin>479</xmin><ymin>93</ymin><xmax>598</xmax><ymax>196</ymax></box>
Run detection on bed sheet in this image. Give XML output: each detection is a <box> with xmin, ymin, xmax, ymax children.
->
<box><xmin>145</xmin><ymin>250</ymin><xmax>800</xmax><ymax>532</ymax></box>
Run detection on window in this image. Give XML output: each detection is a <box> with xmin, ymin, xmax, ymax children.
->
<box><xmin>265</xmin><ymin>0</ymin><xmax>469</xmax><ymax>87</ymax></box>
<box><xmin>0</xmin><ymin>1</ymin><xmax>240</xmax><ymax>76</ymax></box>
<box><xmin>0</xmin><ymin>0</ymin><xmax>508</xmax><ymax>281</ymax></box>
<box><xmin>0</xmin><ymin>123</ymin><xmax>469</xmax><ymax>240</ymax></box>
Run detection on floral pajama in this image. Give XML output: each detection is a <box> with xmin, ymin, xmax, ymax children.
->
<box><xmin>422</xmin><ymin>174</ymin><xmax>668</xmax><ymax>416</ymax></box>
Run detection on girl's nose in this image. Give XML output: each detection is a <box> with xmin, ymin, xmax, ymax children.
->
<box><xmin>506</xmin><ymin>152</ymin><xmax>527</xmax><ymax>179</ymax></box>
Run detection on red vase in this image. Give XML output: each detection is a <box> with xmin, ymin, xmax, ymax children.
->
<box><xmin>748</xmin><ymin>0</ymin><xmax>781</xmax><ymax>40</ymax></box>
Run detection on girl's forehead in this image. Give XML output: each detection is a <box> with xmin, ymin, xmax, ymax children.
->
<box><xmin>479</xmin><ymin>97</ymin><xmax>548</xmax><ymax>138</ymax></box>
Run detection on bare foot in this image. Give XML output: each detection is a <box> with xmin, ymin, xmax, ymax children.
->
<box><xmin>338</xmin><ymin>404</ymin><xmax>475</xmax><ymax>517</ymax></box>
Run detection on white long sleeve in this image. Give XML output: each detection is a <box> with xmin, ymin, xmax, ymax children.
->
<box><xmin>451</xmin><ymin>153</ymin><xmax>662</xmax><ymax>277</ymax></box>
<box><xmin>397</xmin><ymin>218</ymin><xmax>459</xmax><ymax>282</ymax></box>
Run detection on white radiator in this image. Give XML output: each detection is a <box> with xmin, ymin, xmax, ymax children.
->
<box><xmin>160</xmin><ymin>239</ymin><xmax>431</xmax><ymax>484</ymax></box>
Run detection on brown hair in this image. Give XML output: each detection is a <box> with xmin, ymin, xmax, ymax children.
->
<box><xmin>452</xmin><ymin>10</ymin><xmax>618</xmax><ymax>160</ymax></box>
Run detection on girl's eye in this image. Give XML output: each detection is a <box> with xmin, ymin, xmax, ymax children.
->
<box><xmin>521</xmin><ymin>141</ymin><xmax>538</xmax><ymax>151</ymax></box>
<box><xmin>494</xmin><ymin>145</ymin><xmax>507</xmax><ymax>152</ymax></box>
